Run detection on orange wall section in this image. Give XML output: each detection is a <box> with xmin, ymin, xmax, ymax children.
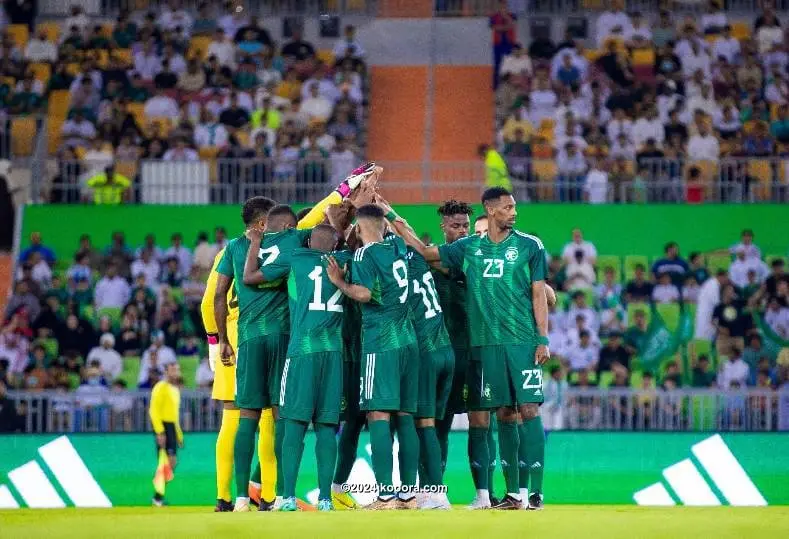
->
<box><xmin>377</xmin><ymin>0</ymin><xmax>433</xmax><ymax>17</ymax></box>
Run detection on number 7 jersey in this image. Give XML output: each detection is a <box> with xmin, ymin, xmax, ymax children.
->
<box><xmin>438</xmin><ymin>230</ymin><xmax>547</xmax><ymax>347</ymax></box>
<box><xmin>351</xmin><ymin>237</ymin><xmax>417</xmax><ymax>353</ymax></box>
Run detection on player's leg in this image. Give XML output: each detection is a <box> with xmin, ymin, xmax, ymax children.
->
<box><xmin>466</xmin><ymin>347</ymin><xmax>492</xmax><ymax>508</ymax></box>
<box><xmin>419</xmin><ymin>347</ymin><xmax>454</xmax><ymax>509</ymax></box>
<box><xmin>415</xmin><ymin>348</ymin><xmax>439</xmax><ymax>491</ymax></box>
<box><xmin>437</xmin><ymin>345</ymin><xmax>465</xmax><ymax>479</ymax></box>
<box><xmin>214</xmin><ymin>324</ymin><xmax>239</xmax><ymax>511</ymax></box>
<box><xmin>361</xmin><ymin>351</ymin><xmax>398</xmax><ymax>509</ymax></box>
<box><xmin>517</xmin><ymin>413</ymin><xmax>528</xmax><ymax>506</ymax></box>
<box><xmin>278</xmin><ymin>354</ymin><xmax>313</xmax><ymax>511</ymax></box>
<box><xmin>250</xmin><ymin>408</ymin><xmax>276</xmax><ymax>507</ymax></box>
<box><xmin>513</xmin><ymin>343</ymin><xmax>546</xmax><ymax>510</ymax></box>
<box><xmin>267</xmin><ymin>334</ymin><xmax>290</xmax><ymax>508</ymax></box>
<box><xmin>331</xmin><ymin>358</ymin><xmax>363</xmax><ymax>509</ymax></box>
<box><xmin>487</xmin><ymin>414</ymin><xmax>499</xmax><ymax>504</ymax></box>
<box><xmin>313</xmin><ymin>352</ymin><xmax>342</xmax><ymax>511</ymax></box>
<box><xmin>233</xmin><ymin>336</ymin><xmax>269</xmax><ymax>512</ymax></box>
<box><xmin>396</xmin><ymin>344</ymin><xmax>420</xmax><ymax>508</ymax></box>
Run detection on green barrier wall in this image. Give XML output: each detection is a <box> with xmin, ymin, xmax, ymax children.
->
<box><xmin>20</xmin><ymin>205</ymin><xmax>789</xmax><ymax>261</ymax></box>
<box><xmin>1</xmin><ymin>432</ymin><xmax>787</xmax><ymax>507</ymax></box>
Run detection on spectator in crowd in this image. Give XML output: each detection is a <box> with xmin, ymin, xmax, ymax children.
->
<box><xmin>624</xmin><ymin>309</ymin><xmax>649</xmax><ymax>355</ymax></box>
<box><xmin>5</xmin><ymin>281</ymin><xmax>40</xmax><ymax>322</ymax></box>
<box><xmin>624</xmin><ymin>264</ymin><xmax>653</xmax><ymax>304</ymax></box>
<box><xmin>729</xmin><ymin>247</ymin><xmax>770</xmax><ymax>289</ymax></box>
<box><xmin>692</xmin><ymin>355</ymin><xmax>716</xmax><ymax>387</ymax></box>
<box><xmin>19</xmin><ymin>232</ymin><xmax>55</xmax><ymax>266</ymax></box>
<box><xmin>730</xmin><ymin>229</ymin><xmax>762</xmax><ymax>260</ymax></box>
<box><xmin>652</xmin><ymin>272</ymin><xmax>681</xmax><ymax>303</ymax></box>
<box><xmin>131</xmin><ymin>248</ymin><xmax>161</xmax><ymax>290</ymax></box>
<box><xmin>86</xmin><ymin>333</ymin><xmax>123</xmax><ymax>382</ymax></box>
<box><xmin>764</xmin><ymin>296</ymin><xmax>789</xmax><ymax>339</ymax></box>
<box><xmin>584</xmin><ymin>159</ymin><xmax>609</xmax><ymax>204</ymax></box>
<box><xmin>0</xmin><ymin>380</ymin><xmax>23</xmax><ymax>432</ymax></box>
<box><xmin>565</xmin><ymin>330</ymin><xmax>598</xmax><ymax>373</ymax></box>
<box><xmin>565</xmin><ymin>249</ymin><xmax>596</xmax><ymax>290</ymax></box>
<box><xmin>333</xmin><ymin>24</ymin><xmax>364</xmax><ymax>59</ymax></box>
<box><xmin>567</xmin><ymin>291</ymin><xmax>599</xmax><ymax>333</ymax></box>
<box><xmin>719</xmin><ymin>348</ymin><xmax>750</xmax><ymax>388</ymax></box>
<box><xmin>596</xmin><ymin>0</ymin><xmax>632</xmax><ymax>47</ymax></box>
<box><xmin>24</xmin><ymin>29</ymin><xmax>57</xmax><ymax>62</ymax></box>
<box><xmin>281</xmin><ymin>27</ymin><xmax>315</xmax><ymax>62</ymax></box>
<box><xmin>94</xmin><ymin>263</ymin><xmax>131</xmax><ymax>310</ymax></box>
<box><xmin>688</xmin><ymin>119</ymin><xmax>720</xmax><ymax>162</ymax></box>
<box><xmin>499</xmin><ymin>43</ymin><xmax>531</xmax><ymax>79</ymax></box>
<box><xmin>86</xmin><ymin>166</ymin><xmax>131</xmax><ymax>205</ymax></box>
<box><xmin>652</xmin><ymin>242</ymin><xmax>690</xmax><ymax>286</ymax></box>
<box><xmin>597</xmin><ymin>332</ymin><xmax>631</xmax><ymax>373</ymax></box>
<box><xmin>489</xmin><ymin>0</ymin><xmax>518</xmax><ymax>86</ymax></box>
<box><xmin>713</xmin><ymin>283</ymin><xmax>754</xmax><ymax>358</ymax></box>
<box><xmin>541</xmin><ymin>365</ymin><xmax>568</xmax><ymax>431</ymax></box>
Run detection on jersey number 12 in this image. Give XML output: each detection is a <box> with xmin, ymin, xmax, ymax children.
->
<box><xmin>308</xmin><ymin>266</ymin><xmax>343</xmax><ymax>312</ymax></box>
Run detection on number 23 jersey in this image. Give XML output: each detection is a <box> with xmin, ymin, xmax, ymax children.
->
<box><xmin>438</xmin><ymin>230</ymin><xmax>547</xmax><ymax>347</ymax></box>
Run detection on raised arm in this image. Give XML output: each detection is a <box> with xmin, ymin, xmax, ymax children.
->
<box><xmin>377</xmin><ymin>199</ymin><xmax>441</xmax><ymax>262</ymax></box>
<box><xmin>242</xmin><ymin>229</ymin><xmax>265</xmax><ymax>286</ymax></box>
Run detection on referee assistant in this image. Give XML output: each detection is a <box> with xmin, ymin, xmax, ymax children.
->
<box><xmin>149</xmin><ymin>362</ymin><xmax>183</xmax><ymax>506</ymax></box>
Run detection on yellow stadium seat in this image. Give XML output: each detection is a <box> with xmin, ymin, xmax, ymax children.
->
<box><xmin>101</xmin><ymin>23</ymin><xmax>114</xmax><ymax>38</ymax></box>
<box><xmin>11</xmin><ymin>117</ymin><xmax>36</xmax><ymax>156</ymax></box>
<box><xmin>147</xmin><ymin>117</ymin><xmax>173</xmax><ymax>137</ymax></box>
<box><xmin>48</xmin><ymin>89</ymin><xmax>71</xmax><ymax>119</ymax></box>
<box><xmin>198</xmin><ymin>146</ymin><xmax>220</xmax><ymax>159</ymax></box>
<box><xmin>632</xmin><ymin>48</ymin><xmax>655</xmax><ymax>66</ymax></box>
<box><xmin>65</xmin><ymin>63</ymin><xmax>81</xmax><ymax>76</ymax></box>
<box><xmin>742</xmin><ymin>120</ymin><xmax>757</xmax><ymax>135</ymax></box>
<box><xmin>47</xmin><ymin>117</ymin><xmax>64</xmax><ymax>154</ymax></box>
<box><xmin>235</xmin><ymin>130</ymin><xmax>250</xmax><ymax>147</ymax></box>
<box><xmin>584</xmin><ymin>49</ymin><xmax>600</xmax><ymax>62</ymax></box>
<box><xmin>731</xmin><ymin>22</ymin><xmax>751</xmax><ymax>41</ymax></box>
<box><xmin>29</xmin><ymin>63</ymin><xmax>51</xmax><ymax>86</ymax></box>
<box><xmin>115</xmin><ymin>161</ymin><xmax>138</xmax><ymax>180</ymax></box>
<box><xmin>771</xmin><ymin>103</ymin><xmax>781</xmax><ymax>121</ymax></box>
<box><xmin>316</xmin><ymin>49</ymin><xmax>335</xmax><ymax>66</ymax></box>
<box><xmin>95</xmin><ymin>49</ymin><xmax>110</xmax><ymax>69</ymax></box>
<box><xmin>7</xmin><ymin>24</ymin><xmax>29</xmax><ymax>48</ymax></box>
<box><xmin>533</xmin><ymin>159</ymin><xmax>557</xmax><ymax>180</ymax></box>
<box><xmin>37</xmin><ymin>22</ymin><xmax>60</xmax><ymax>43</ymax></box>
<box><xmin>114</xmin><ymin>48</ymin><xmax>133</xmax><ymax>66</ymax></box>
<box><xmin>690</xmin><ymin>160</ymin><xmax>718</xmax><ymax>182</ymax></box>
<box><xmin>127</xmin><ymin>102</ymin><xmax>145</xmax><ymax>126</ymax></box>
<box><xmin>188</xmin><ymin>36</ymin><xmax>212</xmax><ymax>60</ymax></box>
<box><xmin>748</xmin><ymin>159</ymin><xmax>773</xmax><ymax>200</ymax></box>
<box><xmin>0</xmin><ymin>76</ymin><xmax>16</xmax><ymax>87</ymax></box>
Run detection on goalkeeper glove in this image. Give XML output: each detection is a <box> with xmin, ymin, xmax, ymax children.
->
<box><xmin>335</xmin><ymin>162</ymin><xmax>376</xmax><ymax>198</ymax></box>
<box><xmin>207</xmin><ymin>334</ymin><xmax>219</xmax><ymax>372</ymax></box>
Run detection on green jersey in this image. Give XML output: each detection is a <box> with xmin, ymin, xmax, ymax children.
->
<box><xmin>351</xmin><ymin>237</ymin><xmax>417</xmax><ymax>353</ymax></box>
<box><xmin>433</xmin><ymin>262</ymin><xmax>469</xmax><ymax>351</ymax></box>
<box><xmin>406</xmin><ymin>247</ymin><xmax>451</xmax><ymax>353</ymax></box>
<box><xmin>217</xmin><ymin>229</ymin><xmax>309</xmax><ymax>344</ymax></box>
<box><xmin>438</xmin><ymin>230</ymin><xmax>547</xmax><ymax>347</ymax></box>
<box><xmin>261</xmin><ymin>247</ymin><xmax>352</xmax><ymax>357</ymax></box>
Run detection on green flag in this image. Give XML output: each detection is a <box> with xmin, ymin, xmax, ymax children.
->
<box><xmin>753</xmin><ymin>313</ymin><xmax>789</xmax><ymax>359</ymax></box>
<box><xmin>639</xmin><ymin>309</ymin><xmax>680</xmax><ymax>370</ymax></box>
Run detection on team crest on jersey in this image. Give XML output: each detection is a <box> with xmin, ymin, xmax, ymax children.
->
<box><xmin>505</xmin><ymin>246</ymin><xmax>519</xmax><ymax>262</ymax></box>
<box><xmin>483</xmin><ymin>383</ymin><xmax>492</xmax><ymax>400</ymax></box>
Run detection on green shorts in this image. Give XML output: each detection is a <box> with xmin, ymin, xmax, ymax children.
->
<box><xmin>465</xmin><ymin>357</ymin><xmax>490</xmax><ymax>411</ymax></box>
<box><xmin>280</xmin><ymin>351</ymin><xmax>343</xmax><ymax>425</ymax></box>
<box><xmin>341</xmin><ymin>359</ymin><xmax>361</xmax><ymax>422</ymax></box>
<box><xmin>445</xmin><ymin>346</ymin><xmax>470</xmax><ymax>415</ymax></box>
<box><xmin>416</xmin><ymin>347</ymin><xmax>455</xmax><ymax>419</ymax></box>
<box><xmin>471</xmin><ymin>343</ymin><xmax>543</xmax><ymax>408</ymax></box>
<box><xmin>267</xmin><ymin>334</ymin><xmax>291</xmax><ymax>407</ymax></box>
<box><xmin>234</xmin><ymin>333</ymin><xmax>288</xmax><ymax>410</ymax></box>
<box><xmin>360</xmin><ymin>344</ymin><xmax>418</xmax><ymax>413</ymax></box>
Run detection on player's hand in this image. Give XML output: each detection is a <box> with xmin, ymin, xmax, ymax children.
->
<box><xmin>535</xmin><ymin>344</ymin><xmax>550</xmax><ymax>366</ymax></box>
<box><xmin>207</xmin><ymin>335</ymin><xmax>219</xmax><ymax>372</ymax></box>
<box><xmin>219</xmin><ymin>341</ymin><xmax>235</xmax><ymax>367</ymax></box>
<box><xmin>247</xmin><ymin>226</ymin><xmax>263</xmax><ymax>244</ymax></box>
<box><xmin>156</xmin><ymin>433</ymin><xmax>166</xmax><ymax>448</ymax></box>
<box><xmin>326</xmin><ymin>256</ymin><xmax>347</xmax><ymax>286</ymax></box>
<box><xmin>348</xmin><ymin>178</ymin><xmax>377</xmax><ymax>208</ymax></box>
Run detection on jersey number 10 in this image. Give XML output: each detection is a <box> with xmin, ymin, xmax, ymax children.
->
<box><xmin>308</xmin><ymin>266</ymin><xmax>343</xmax><ymax>312</ymax></box>
<box><xmin>414</xmin><ymin>272</ymin><xmax>442</xmax><ymax>319</ymax></box>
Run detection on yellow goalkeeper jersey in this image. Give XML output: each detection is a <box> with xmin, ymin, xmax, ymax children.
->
<box><xmin>201</xmin><ymin>248</ymin><xmax>239</xmax><ymax>333</ymax></box>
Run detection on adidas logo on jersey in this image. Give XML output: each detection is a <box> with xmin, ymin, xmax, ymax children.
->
<box><xmin>474</xmin><ymin>249</ymin><xmax>483</xmax><ymax>256</ymax></box>
<box><xmin>531</xmin><ymin>462</ymin><xmax>542</xmax><ymax>469</ymax></box>
<box><xmin>534</xmin><ymin>389</ymin><xmax>542</xmax><ymax>396</ymax></box>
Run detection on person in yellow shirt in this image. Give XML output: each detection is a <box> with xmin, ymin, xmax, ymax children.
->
<box><xmin>478</xmin><ymin>144</ymin><xmax>513</xmax><ymax>191</ymax></box>
<box><xmin>149</xmin><ymin>362</ymin><xmax>183</xmax><ymax>507</ymax></box>
<box><xmin>86</xmin><ymin>165</ymin><xmax>131</xmax><ymax>205</ymax></box>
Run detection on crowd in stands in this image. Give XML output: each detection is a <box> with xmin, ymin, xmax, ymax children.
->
<box><xmin>492</xmin><ymin>0</ymin><xmax>789</xmax><ymax>202</ymax></box>
<box><xmin>0</xmin><ymin>1</ymin><xmax>367</xmax><ymax>201</ymax></box>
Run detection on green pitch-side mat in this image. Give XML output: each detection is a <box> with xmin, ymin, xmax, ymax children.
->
<box><xmin>0</xmin><ymin>432</ymin><xmax>787</xmax><ymax>508</ymax></box>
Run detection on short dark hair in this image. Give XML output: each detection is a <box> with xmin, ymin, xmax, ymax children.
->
<box><xmin>356</xmin><ymin>204</ymin><xmax>385</xmax><ymax>220</ymax></box>
<box><xmin>241</xmin><ymin>196</ymin><xmax>276</xmax><ymax>226</ymax></box>
<box><xmin>295</xmin><ymin>207</ymin><xmax>313</xmax><ymax>221</ymax></box>
<box><xmin>742</xmin><ymin>228</ymin><xmax>754</xmax><ymax>237</ymax></box>
<box><xmin>772</xmin><ymin>258</ymin><xmax>785</xmax><ymax>267</ymax></box>
<box><xmin>474</xmin><ymin>214</ymin><xmax>488</xmax><ymax>224</ymax></box>
<box><xmin>267</xmin><ymin>204</ymin><xmax>298</xmax><ymax>226</ymax></box>
<box><xmin>481</xmin><ymin>187</ymin><xmax>512</xmax><ymax>205</ymax></box>
<box><xmin>437</xmin><ymin>199</ymin><xmax>473</xmax><ymax>218</ymax></box>
<box><xmin>664</xmin><ymin>241</ymin><xmax>678</xmax><ymax>252</ymax></box>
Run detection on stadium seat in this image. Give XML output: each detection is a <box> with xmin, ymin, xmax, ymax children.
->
<box><xmin>598</xmin><ymin>370</ymin><xmax>614</xmax><ymax>388</ymax></box>
<box><xmin>731</xmin><ymin>22</ymin><xmax>751</xmax><ymax>40</ymax></box>
<box><xmin>29</xmin><ymin>62</ymin><xmax>51</xmax><ymax>86</ymax></box>
<box><xmin>707</xmin><ymin>253</ymin><xmax>732</xmax><ymax>273</ymax></box>
<box><xmin>316</xmin><ymin>49</ymin><xmax>335</xmax><ymax>66</ymax></box>
<box><xmin>7</xmin><ymin>24</ymin><xmax>29</xmax><ymax>48</ymax></box>
<box><xmin>596</xmin><ymin>255</ymin><xmax>622</xmax><ymax>282</ymax></box>
<box><xmin>47</xmin><ymin>117</ymin><xmax>64</xmax><ymax>154</ymax></box>
<box><xmin>627</xmin><ymin>302</ymin><xmax>651</xmax><ymax>326</ymax></box>
<box><xmin>179</xmin><ymin>356</ymin><xmax>199</xmax><ymax>389</ymax></box>
<box><xmin>532</xmin><ymin>159</ymin><xmax>557</xmax><ymax>181</ymax></box>
<box><xmin>555</xmin><ymin>291</ymin><xmax>569</xmax><ymax>311</ymax></box>
<box><xmin>120</xmin><ymin>357</ymin><xmax>141</xmax><ymax>389</ymax></box>
<box><xmin>79</xmin><ymin>304</ymin><xmax>96</xmax><ymax>323</ymax></box>
<box><xmin>631</xmin><ymin>48</ymin><xmax>655</xmax><ymax>66</ymax></box>
<box><xmin>114</xmin><ymin>49</ymin><xmax>133</xmax><ymax>66</ymax></box>
<box><xmin>115</xmin><ymin>161</ymin><xmax>138</xmax><ymax>180</ymax></box>
<box><xmin>65</xmin><ymin>63</ymin><xmax>81</xmax><ymax>76</ymax></box>
<box><xmin>11</xmin><ymin>117</ymin><xmax>36</xmax><ymax>156</ymax></box>
<box><xmin>40</xmin><ymin>337</ymin><xmax>59</xmax><ymax>359</ymax></box>
<box><xmin>97</xmin><ymin>307</ymin><xmax>122</xmax><ymax>327</ymax></box>
<box><xmin>656</xmin><ymin>302</ymin><xmax>680</xmax><ymax>333</ymax></box>
<box><xmin>624</xmin><ymin>255</ymin><xmax>649</xmax><ymax>280</ymax></box>
<box><xmin>235</xmin><ymin>130</ymin><xmax>250</xmax><ymax>147</ymax></box>
<box><xmin>48</xmin><ymin>89</ymin><xmax>71</xmax><ymax>119</ymax></box>
<box><xmin>188</xmin><ymin>36</ymin><xmax>212</xmax><ymax>60</ymax></box>
<box><xmin>689</xmin><ymin>338</ymin><xmax>714</xmax><ymax>365</ymax></box>
<box><xmin>127</xmin><ymin>102</ymin><xmax>145</xmax><ymax>126</ymax></box>
<box><xmin>0</xmin><ymin>75</ymin><xmax>15</xmax><ymax>87</ymax></box>
<box><xmin>37</xmin><ymin>21</ymin><xmax>60</xmax><ymax>42</ymax></box>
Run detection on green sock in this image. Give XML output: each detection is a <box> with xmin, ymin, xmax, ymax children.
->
<box><xmin>417</xmin><ymin>431</ymin><xmax>428</xmax><ymax>489</ymax></box>
<box><xmin>417</xmin><ymin>426</ymin><xmax>442</xmax><ymax>487</ymax></box>
<box><xmin>274</xmin><ymin>417</ymin><xmax>285</xmax><ymax>497</ymax></box>
<box><xmin>487</xmin><ymin>418</ymin><xmax>498</xmax><ymax>495</ymax></box>
<box><xmin>524</xmin><ymin>416</ymin><xmax>545</xmax><ymax>494</ymax></box>
<box><xmin>467</xmin><ymin>426</ymin><xmax>489</xmax><ymax>490</ymax></box>
<box><xmin>517</xmin><ymin>422</ymin><xmax>528</xmax><ymax>489</ymax></box>
<box><xmin>315</xmin><ymin>423</ymin><xmax>338</xmax><ymax>501</ymax></box>
<box><xmin>251</xmin><ymin>462</ymin><xmax>261</xmax><ymax>485</ymax></box>
<box><xmin>234</xmin><ymin>416</ymin><xmax>258</xmax><ymax>499</ymax></box>
<box><xmin>368</xmin><ymin>419</ymin><xmax>394</xmax><ymax>494</ymax></box>
<box><xmin>498</xmin><ymin>420</ymin><xmax>519</xmax><ymax>495</ymax></box>
<box><xmin>333</xmin><ymin>415</ymin><xmax>364</xmax><ymax>484</ymax></box>
<box><xmin>281</xmin><ymin>419</ymin><xmax>307</xmax><ymax>499</ymax></box>
<box><xmin>395</xmin><ymin>415</ymin><xmax>419</xmax><ymax>497</ymax></box>
<box><xmin>435</xmin><ymin>413</ymin><xmax>453</xmax><ymax>476</ymax></box>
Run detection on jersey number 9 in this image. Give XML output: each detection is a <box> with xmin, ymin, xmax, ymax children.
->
<box><xmin>393</xmin><ymin>259</ymin><xmax>408</xmax><ymax>304</ymax></box>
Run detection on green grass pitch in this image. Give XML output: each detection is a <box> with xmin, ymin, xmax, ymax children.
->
<box><xmin>2</xmin><ymin>506</ymin><xmax>789</xmax><ymax>538</ymax></box>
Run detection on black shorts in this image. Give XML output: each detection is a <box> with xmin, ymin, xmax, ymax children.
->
<box><xmin>156</xmin><ymin>422</ymin><xmax>178</xmax><ymax>456</ymax></box>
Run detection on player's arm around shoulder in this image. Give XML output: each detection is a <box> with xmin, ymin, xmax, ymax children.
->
<box><xmin>327</xmin><ymin>248</ymin><xmax>371</xmax><ymax>303</ymax></box>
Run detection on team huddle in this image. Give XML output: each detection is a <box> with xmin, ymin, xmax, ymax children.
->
<box><xmin>199</xmin><ymin>164</ymin><xmax>554</xmax><ymax>512</ymax></box>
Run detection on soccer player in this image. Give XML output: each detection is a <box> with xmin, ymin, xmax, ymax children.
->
<box><xmin>248</xmin><ymin>224</ymin><xmax>351</xmax><ymax>511</ymax></box>
<box><xmin>326</xmin><ymin>204</ymin><xmax>420</xmax><ymax>510</ymax></box>
<box><xmin>474</xmin><ymin>214</ymin><xmax>488</xmax><ymax>236</ymax></box>
<box><xmin>387</xmin><ymin>187</ymin><xmax>551</xmax><ymax>510</ymax></box>
<box><xmin>149</xmin><ymin>362</ymin><xmax>183</xmax><ymax>507</ymax></box>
